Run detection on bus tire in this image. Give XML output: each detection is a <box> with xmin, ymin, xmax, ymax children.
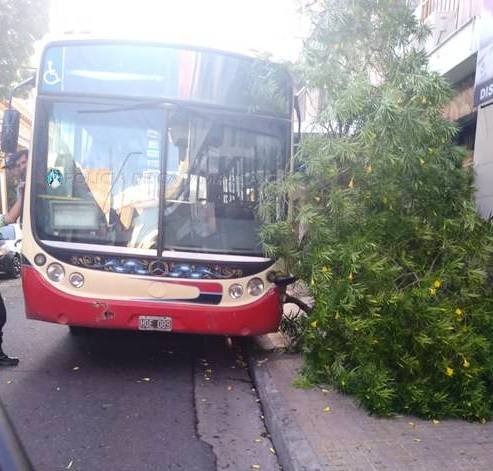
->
<box><xmin>68</xmin><ymin>326</ymin><xmax>92</xmax><ymax>336</ymax></box>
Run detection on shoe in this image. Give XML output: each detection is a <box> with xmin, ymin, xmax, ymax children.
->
<box><xmin>0</xmin><ymin>353</ymin><xmax>19</xmax><ymax>366</ymax></box>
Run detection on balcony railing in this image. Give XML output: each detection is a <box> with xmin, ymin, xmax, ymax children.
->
<box><xmin>419</xmin><ymin>0</ymin><xmax>481</xmax><ymax>30</ymax></box>
<box><xmin>416</xmin><ymin>0</ymin><xmax>481</xmax><ymax>51</ymax></box>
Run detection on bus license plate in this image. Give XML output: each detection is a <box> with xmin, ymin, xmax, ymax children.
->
<box><xmin>138</xmin><ymin>316</ymin><xmax>172</xmax><ymax>332</ymax></box>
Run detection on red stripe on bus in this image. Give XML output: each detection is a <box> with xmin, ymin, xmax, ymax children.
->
<box><xmin>21</xmin><ymin>267</ymin><xmax>282</xmax><ymax>336</ymax></box>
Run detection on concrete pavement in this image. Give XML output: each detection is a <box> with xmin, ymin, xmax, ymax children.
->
<box><xmin>251</xmin><ymin>335</ymin><xmax>493</xmax><ymax>471</ymax></box>
<box><xmin>195</xmin><ymin>338</ymin><xmax>280</xmax><ymax>471</ymax></box>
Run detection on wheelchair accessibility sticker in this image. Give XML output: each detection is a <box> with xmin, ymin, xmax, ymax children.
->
<box><xmin>43</xmin><ymin>61</ymin><xmax>61</xmax><ymax>86</ymax></box>
<box><xmin>41</xmin><ymin>48</ymin><xmax>64</xmax><ymax>92</ymax></box>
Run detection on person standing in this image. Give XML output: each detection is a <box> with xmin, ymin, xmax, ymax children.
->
<box><xmin>0</xmin><ymin>149</ymin><xmax>28</xmax><ymax>367</ymax></box>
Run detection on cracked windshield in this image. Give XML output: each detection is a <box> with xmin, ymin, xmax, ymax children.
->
<box><xmin>33</xmin><ymin>103</ymin><xmax>286</xmax><ymax>254</ymax></box>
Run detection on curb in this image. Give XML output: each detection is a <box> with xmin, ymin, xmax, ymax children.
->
<box><xmin>248</xmin><ymin>350</ymin><xmax>323</xmax><ymax>471</ymax></box>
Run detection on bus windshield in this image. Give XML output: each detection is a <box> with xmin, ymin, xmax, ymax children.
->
<box><xmin>33</xmin><ymin>101</ymin><xmax>287</xmax><ymax>255</ymax></box>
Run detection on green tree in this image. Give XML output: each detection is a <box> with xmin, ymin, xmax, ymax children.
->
<box><xmin>262</xmin><ymin>0</ymin><xmax>493</xmax><ymax>420</ymax></box>
<box><xmin>0</xmin><ymin>0</ymin><xmax>49</xmax><ymax>99</ymax></box>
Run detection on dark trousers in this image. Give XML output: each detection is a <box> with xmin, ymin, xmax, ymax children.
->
<box><xmin>0</xmin><ymin>293</ymin><xmax>6</xmax><ymax>349</ymax></box>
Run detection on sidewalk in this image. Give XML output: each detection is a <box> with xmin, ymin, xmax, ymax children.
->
<box><xmin>250</xmin><ymin>334</ymin><xmax>493</xmax><ymax>471</ymax></box>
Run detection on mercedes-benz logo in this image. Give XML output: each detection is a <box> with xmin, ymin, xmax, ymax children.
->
<box><xmin>149</xmin><ymin>260</ymin><xmax>169</xmax><ymax>276</ymax></box>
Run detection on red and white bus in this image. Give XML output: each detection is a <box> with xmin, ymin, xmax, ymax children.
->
<box><xmin>2</xmin><ymin>38</ymin><xmax>294</xmax><ymax>336</ymax></box>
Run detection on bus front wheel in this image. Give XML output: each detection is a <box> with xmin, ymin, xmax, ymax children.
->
<box><xmin>68</xmin><ymin>326</ymin><xmax>93</xmax><ymax>336</ymax></box>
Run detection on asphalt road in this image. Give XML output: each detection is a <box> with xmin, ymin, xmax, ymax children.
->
<box><xmin>0</xmin><ymin>278</ymin><xmax>279</xmax><ymax>471</ymax></box>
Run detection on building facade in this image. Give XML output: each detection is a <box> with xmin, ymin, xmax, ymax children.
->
<box><xmin>415</xmin><ymin>0</ymin><xmax>493</xmax><ymax>217</ymax></box>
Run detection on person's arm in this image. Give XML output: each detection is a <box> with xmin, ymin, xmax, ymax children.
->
<box><xmin>1</xmin><ymin>181</ymin><xmax>25</xmax><ymax>227</ymax></box>
<box><xmin>4</xmin><ymin>198</ymin><xmax>22</xmax><ymax>225</ymax></box>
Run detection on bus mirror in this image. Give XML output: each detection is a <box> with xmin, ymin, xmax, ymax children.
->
<box><xmin>1</xmin><ymin>109</ymin><xmax>21</xmax><ymax>154</ymax></box>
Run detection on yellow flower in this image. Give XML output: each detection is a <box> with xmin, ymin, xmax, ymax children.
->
<box><xmin>322</xmin><ymin>266</ymin><xmax>330</xmax><ymax>273</ymax></box>
<box><xmin>348</xmin><ymin>272</ymin><xmax>353</xmax><ymax>282</ymax></box>
<box><xmin>455</xmin><ymin>308</ymin><xmax>464</xmax><ymax>320</ymax></box>
<box><xmin>463</xmin><ymin>358</ymin><xmax>470</xmax><ymax>369</ymax></box>
<box><xmin>429</xmin><ymin>288</ymin><xmax>437</xmax><ymax>296</ymax></box>
<box><xmin>445</xmin><ymin>367</ymin><xmax>454</xmax><ymax>377</ymax></box>
<box><xmin>433</xmin><ymin>280</ymin><xmax>442</xmax><ymax>289</ymax></box>
<box><xmin>310</xmin><ymin>320</ymin><xmax>318</xmax><ymax>329</ymax></box>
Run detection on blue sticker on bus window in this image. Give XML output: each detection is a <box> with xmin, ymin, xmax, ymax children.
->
<box><xmin>47</xmin><ymin>168</ymin><xmax>63</xmax><ymax>189</ymax></box>
<box><xmin>41</xmin><ymin>47</ymin><xmax>64</xmax><ymax>93</ymax></box>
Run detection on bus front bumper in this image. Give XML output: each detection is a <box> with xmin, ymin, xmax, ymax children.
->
<box><xmin>21</xmin><ymin>267</ymin><xmax>282</xmax><ymax>336</ymax></box>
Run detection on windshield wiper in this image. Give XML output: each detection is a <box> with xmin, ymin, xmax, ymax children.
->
<box><xmin>102</xmin><ymin>151</ymin><xmax>144</xmax><ymax>211</ymax></box>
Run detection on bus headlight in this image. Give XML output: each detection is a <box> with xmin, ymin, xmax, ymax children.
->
<box><xmin>229</xmin><ymin>284</ymin><xmax>244</xmax><ymax>299</ymax></box>
<box><xmin>34</xmin><ymin>253</ymin><xmax>47</xmax><ymax>266</ymax></box>
<box><xmin>47</xmin><ymin>263</ymin><xmax>65</xmax><ymax>282</ymax></box>
<box><xmin>69</xmin><ymin>272</ymin><xmax>84</xmax><ymax>288</ymax></box>
<box><xmin>247</xmin><ymin>278</ymin><xmax>264</xmax><ymax>296</ymax></box>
